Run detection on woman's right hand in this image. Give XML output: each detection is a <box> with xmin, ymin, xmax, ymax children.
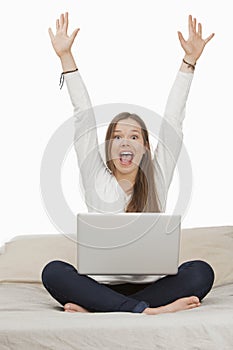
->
<box><xmin>48</xmin><ymin>12</ymin><xmax>80</xmax><ymax>58</ymax></box>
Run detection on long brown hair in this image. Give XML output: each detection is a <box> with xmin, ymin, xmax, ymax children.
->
<box><xmin>105</xmin><ymin>112</ymin><xmax>161</xmax><ymax>212</ymax></box>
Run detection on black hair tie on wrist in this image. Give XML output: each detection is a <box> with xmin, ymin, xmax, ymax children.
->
<box><xmin>59</xmin><ymin>68</ymin><xmax>78</xmax><ymax>89</ymax></box>
<box><xmin>183</xmin><ymin>58</ymin><xmax>196</xmax><ymax>71</ymax></box>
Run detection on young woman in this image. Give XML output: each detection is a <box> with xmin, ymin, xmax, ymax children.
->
<box><xmin>42</xmin><ymin>12</ymin><xmax>215</xmax><ymax>315</ymax></box>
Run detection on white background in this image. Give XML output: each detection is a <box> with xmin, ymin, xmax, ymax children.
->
<box><xmin>0</xmin><ymin>0</ymin><xmax>232</xmax><ymax>247</ymax></box>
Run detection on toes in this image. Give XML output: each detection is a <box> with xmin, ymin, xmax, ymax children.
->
<box><xmin>64</xmin><ymin>302</ymin><xmax>89</xmax><ymax>313</ymax></box>
<box><xmin>187</xmin><ymin>297</ymin><xmax>201</xmax><ymax>309</ymax></box>
<box><xmin>64</xmin><ymin>303</ymin><xmax>78</xmax><ymax>312</ymax></box>
<box><xmin>188</xmin><ymin>296</ymin><xmax>200</xmax><ymax>305</ymax></box>
<box><xmin>64</xmin><ymin>303</ymin><xmax>70</xmax><ymax>311</ymax></box>
<box><xmin>188</xmin><ymin>303</ymin><xmax>200</xmax><ymax>309</ymax></box>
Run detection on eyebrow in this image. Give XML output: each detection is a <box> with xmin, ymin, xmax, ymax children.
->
<box><xmin>114</xmin><ymin>129</ymin><xmax>140</xmax><ymax>133</ymax></box>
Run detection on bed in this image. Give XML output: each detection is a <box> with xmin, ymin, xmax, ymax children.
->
<box><xmin>0</xmin><ymin>225</ymin><xmax>233</xmax><ymax>349</ymax></box>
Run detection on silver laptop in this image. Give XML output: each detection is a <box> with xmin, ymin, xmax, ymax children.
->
<box><xmin>77</xmin><ymin>212</ymin><xmax>181</xmax><ymax>275</ymax></box>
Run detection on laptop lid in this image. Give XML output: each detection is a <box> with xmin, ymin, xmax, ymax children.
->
<box><xmin>77</xmin><ymin>213</ymin><xmax>181</xmax><ymax>275</ymax></box>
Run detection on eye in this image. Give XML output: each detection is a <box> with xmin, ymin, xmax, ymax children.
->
<box><xmin>113</xmin><ymin>135</ymin><xmax>121</xmax><ymax>140</ymax></box>
<box><xmin>131</xmin><ymin>135</ymin><xmax>138</xmax><ymax>140</ymax></box>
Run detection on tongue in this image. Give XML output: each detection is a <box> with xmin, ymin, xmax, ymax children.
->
<box><xmin>120</xmin><ymin>155</ymin><xmax>132</xmax><ymax>165</ymax></box>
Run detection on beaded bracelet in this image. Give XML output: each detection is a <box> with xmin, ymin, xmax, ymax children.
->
<box><xmin>182</xmin><ymin>58</ymin><xmax>196</xmax><ymax>71</ymax></box>
<box><xmin>59</xmin><ymin>68</ymin><xmax>78</xmax><ymax>89</ymax></box>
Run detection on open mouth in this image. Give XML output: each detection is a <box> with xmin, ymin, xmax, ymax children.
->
<box><xmin>119</xmin><ymin>151</ymin><xmax>134</xmax><ymax>166</ymax></box>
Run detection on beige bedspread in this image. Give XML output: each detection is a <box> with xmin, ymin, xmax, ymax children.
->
<box><xmin>0</xmin><ymin>282</ymin><xmax>233</xmax><ymax>350</ymax></box>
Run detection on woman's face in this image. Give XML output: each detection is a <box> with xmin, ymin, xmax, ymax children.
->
<box><xmin>110</xmin><ymin>118</ymin><xmax>147</xmax><ymax>175</ymax></box>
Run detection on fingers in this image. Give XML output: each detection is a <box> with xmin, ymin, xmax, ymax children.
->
<box><xmin>198</xmin><ymin>23</ymin><xmax>202</xmax><ymax>37</ymax></box>
<box><xmin>193</xmin><ymin>14</ymin><xmax>215</xmax><ymax>44</ymax></box>
<box><xmin>48</xmin><ymin>27</ymin><xmax>54</xmax><ymax>41</ymax></box>
<box><xmin>177</xmin><ymin>31</ymin><xmax>186</xmax><ymax>47</ymax></box>
<box><xmin>60</xmin><ymin>13</ymin><xmax>64</xmax><ymax>28</ymax></box>
<box><xmin>188</xmin><ymin>14</ymin><xmax>193</xmax><ymax>35</ymax></box>
<box><xmin>188</xmin><ymin>15</ymin><xmax>197</xmax><ymax>36</ymax></box>
<box><xmin>189</xmin><ymin>15</ymin><xmax>204</xmax><ymax>37</ymax></box>
<box><xmin>189</xmin><ymin>14</ymin><xmax>214</xmax><ymax>44</ymax></box>
<box><xmin>50</xmin><ymin>12</ymin><xmax>80</xmax><ymax>44</ymax></box>
<box><xmin>55</xmin><ymin>12</ymin><xmax>68</xmax><ymax>33</ymax></box>
<box><xmin>56</xmin><ymin>19</ymin><xmax>59</xmax><ymax>32</ymax></box>
<box><xmin>193</xmin><ymin>17</ymin><xmax>197</xmax><ymax>33</ymax></box>
<box><xmin>64</xmin><ymin>12</ymin><xmax>69</xmax><ymax>33</ymax></box>
<box><xmin>204</xmin><ymin>32</ymin><xmax>215</xmax><ymax>44</ymax></box>
<box><xmin>71</xmin><ymin>28</ymin><xmax>80</xmax><ymax>43</ymax></box>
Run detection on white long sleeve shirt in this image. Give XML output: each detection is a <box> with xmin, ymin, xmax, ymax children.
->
<box><xmin>64</xmin><ymin>70</ymin><xmax>193</xmax><ymax>285</ymax></box>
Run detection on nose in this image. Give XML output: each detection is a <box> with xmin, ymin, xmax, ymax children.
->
<box><xmin>119</xmin><ymin>138</ymin><xmax>130</xmax><ymax>147</ymax></box>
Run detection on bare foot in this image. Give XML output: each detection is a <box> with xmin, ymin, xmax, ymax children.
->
<box><xmin>64</xmin><ymin>303</ymin><xmax>90</xmax><ymax>313</ymax></box>
<box><xmin>143</xmin><ymin>296</ymin><xmax>201</xmax><ymax>315</ymax></box>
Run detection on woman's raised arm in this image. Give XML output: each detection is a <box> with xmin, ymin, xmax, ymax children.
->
<box><xmin>48</xmin><ymin>13</ymin><xmax>107</xmax><ymax>194</ymax></box>
<box><xmin>154</xmin><ymin>15</ymin><xmax>214</xmax><ymax>211</ymax></box>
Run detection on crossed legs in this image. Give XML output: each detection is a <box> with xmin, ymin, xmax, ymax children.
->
<box><xmin>41</xmin><ymin>260</ymin><xmax>214</xmax><ymax>314</ymax></box>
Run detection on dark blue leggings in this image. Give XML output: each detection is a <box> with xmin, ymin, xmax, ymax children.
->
<box><xmin>41</xmin><ymin>260</ymin><xmax>214</xmax><ymax>313</ymax></box>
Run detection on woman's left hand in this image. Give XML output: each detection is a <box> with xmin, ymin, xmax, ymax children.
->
<box><xmin>178</xmin><ymin>15</ymin><xmax>214</xmax><ymax>64</ymax></box>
